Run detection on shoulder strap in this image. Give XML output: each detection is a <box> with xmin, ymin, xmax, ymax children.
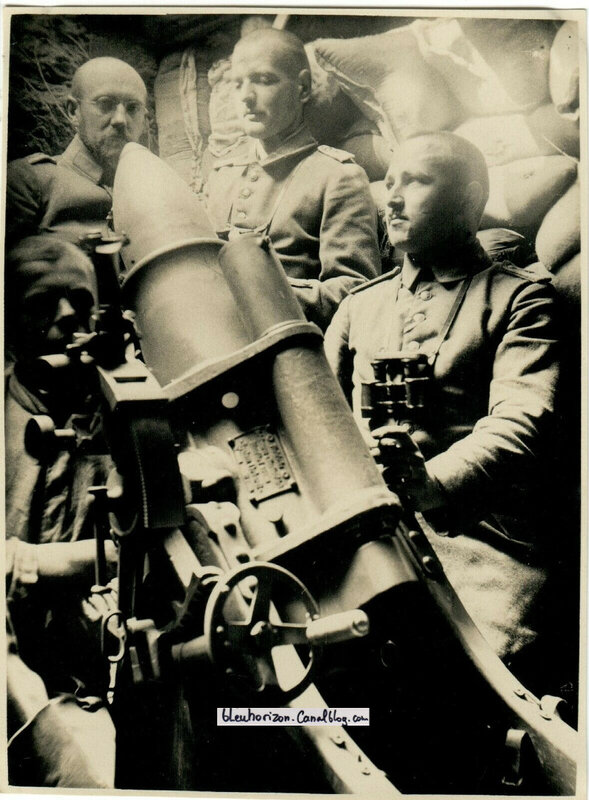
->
<box><xmin>350</xmin><ymin>267</ymin><xmax>400</xmax><ymax>295</ymax></box>
<box><xmin>317</xmin><ymin>144</ymin><xmax>355</xmax><ymax>163</ymax></box>
<box><xmin>25</xmin><ymin>153</ymin><xmax>57</xmax><ymax>165</ymax></box>
<box><xmin>498</xmin><ymin>261</ymin><xmax>552</xmax><ymax>284</ymax></box>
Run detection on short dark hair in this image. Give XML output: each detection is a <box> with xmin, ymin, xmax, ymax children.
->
<box><xmin>5</xmin><ymin>236</ymin><xmax>95</xmax><ymax>329</ymax></box>
<box><xmin>234</xmin><ymin>28</ymin><xmax>310</xmax><ymax>77</ymax></box>
<box><xmin>407</xmin><ymin>131</ymin><xmax>490</xmax><ymax>210</ymax></box>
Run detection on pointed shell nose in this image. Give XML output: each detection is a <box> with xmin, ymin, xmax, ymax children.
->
<box><xmin>113</xmin><ymin>143</ymin><xmax>216</xmax><ymax>271</ymax></box>
<box><xmin>113</xmin><ymin>143</ymin><xmax>253</xmax><ymax>389</ymax></box>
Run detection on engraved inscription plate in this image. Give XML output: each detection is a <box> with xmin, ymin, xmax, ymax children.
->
<box><xmin>229</xmin><ymin>425</ymin><xmax>295</xmax><ymax>503</ymax></box>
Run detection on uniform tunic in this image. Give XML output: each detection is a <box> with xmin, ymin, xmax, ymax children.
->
<box><xmin>5</xmin><ymin>372</ymin><xmax>115</xmax><ymax>788</ymax></box>
<box><xmin>5</xmin><ymin>370</ymin><xmax>108</xmax><ymax>545</ymax></box>
<box><xmin>204</xmin><ymin>125</ymin><xmax>381</xmax><ymax>329</ymax></box>
<box><xmin>325</xmin><ymin>241</ymin><xmax>564</xmax><ymax>658</ymax></box>
<box><xmin>5</xmin><ymin>135</ymin><xmax>113</xmax><ymax>250</ymax></box>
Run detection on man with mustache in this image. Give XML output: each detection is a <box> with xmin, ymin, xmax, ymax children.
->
<box><xmin>5</xmin><ymin>57</ymin><xmax>147</xmax><ymax>250</ymax></box>
<box><xmin>325</xmin><ymin>133</ymin><xmax>575</xmax><ymax>700</ymax></box>
<box><xmin>204</xmin><ymin>28</ymin><xmax>381</xmax><ymax>330</ymax></box>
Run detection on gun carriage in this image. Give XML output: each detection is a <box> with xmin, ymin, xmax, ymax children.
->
<box><xmin>24</xmin><ymin>143</ymin><xmax>578</xmax><ymax>795</ymax></box>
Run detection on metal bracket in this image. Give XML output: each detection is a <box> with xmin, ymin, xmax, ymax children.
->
<box><xmin>539</xmin><ymin>694</ymin><xmax>567</xmax><ymax>721</ymax></box>
<box><xmin>502</xmin><ymin>728</ymin><xmax>531</xmax><ymax>788</ymax></box>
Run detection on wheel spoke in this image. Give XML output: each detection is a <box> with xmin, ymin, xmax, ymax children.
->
<box><xmin>250</xmin><ymin>656</ymin><xmax>279</xmax><ymax>690</ymax></box>
<box><xmin>247</xmin><ymin>574</ymin><xmax>273</xmax><ymax>624</ymax></box>
<box><xmin>225</xmin><ymin>621</ymin><xmax>253</xmax><ymax>650</ymax></box>
<box><xmin>271</xmin><ymin>645</ymin><xmax>310</xmax><ymax>693</ymax></box>
<box><xmin>270</xmin><ymin>622</ymin><xmax>309</xmax><ymax>646</ymax></box>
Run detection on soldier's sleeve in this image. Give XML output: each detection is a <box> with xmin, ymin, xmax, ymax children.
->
<box><xmin>289</xmin><ymin>160</ymin><xmax>381</xmax><ymax>330</ymax></box>
<box><xmin>5</xmin><ymin>159</ymin><xmax>51</xmax><ymax>249</ymax></box>
<box><xmin>426</xmin><ymin>279</ymin><xmax>560</xmax><ymax>515</ymax></box>
<box><xmin>323</xmin><ymin>295</ymin><xmax>355</xmax><ymax>407</ymax></box>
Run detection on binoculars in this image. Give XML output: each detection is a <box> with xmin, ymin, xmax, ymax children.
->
<box><xmin>361</xmin><ymin>351</ymin><xmax>432</xmax><ymax>428</ymax></box>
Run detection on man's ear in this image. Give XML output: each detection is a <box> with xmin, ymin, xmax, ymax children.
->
<box><xmin>65</xmin><ymin>95</ymin><xmax>80</xmax><ymax>129</ymax></box>
<box><xmin>298</xmin><ymin>68</ymin><xmax>312</xmax><ymax>105</ymax></box>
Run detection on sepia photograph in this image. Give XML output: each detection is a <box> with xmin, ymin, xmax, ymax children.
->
<box><xmin>1</xmin><ymin>6</ymin><xmax>586</xmax><ymax>796</ymax></box>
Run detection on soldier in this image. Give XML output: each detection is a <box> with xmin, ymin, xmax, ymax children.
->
<box><xmin>5</xmin><ymin>57</ymin><xmax>147</xmax><ymax>250</ymax></box>
<box><xmin>324</xmin><ymin>133</ymin><xmax>575</xmax><ymax>698</ymax></box>
<box><xmin>5</xmin><ymin>236</ymin><xmax>105</xmax><ymax>543</ymax></box>
<box><xmin>7</xmin><ymin>537</ymin><xmax>116</xmax><ymax>788</ymax></box>
<box><xmin>5</xmin><ymin>236</ymin><xmax>118</xmax><ymax>787</ymax></box>
<box><xmin>204</xmin><ymin>28</ymin><xmax>381</xmax><ymax>330</ymax></box>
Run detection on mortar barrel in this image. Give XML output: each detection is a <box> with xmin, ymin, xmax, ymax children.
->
<box><xmin>219</xmin><ymin>237</ymin><xmax>385</xmax><ymax>513</ymax></box>
<box><xmin>113</xmin><ymin>144</ymin><xmax>252</xmax><ymax>387</ymax></box>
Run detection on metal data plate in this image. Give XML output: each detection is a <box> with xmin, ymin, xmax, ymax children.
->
<box><xmin>229</xmin><ymin>425</ymin><xmax>295</xmax><ymax>503</ymax></box>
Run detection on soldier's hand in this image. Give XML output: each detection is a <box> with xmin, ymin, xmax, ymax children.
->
<box><xmin>35</xmin><ymin>539</ymin><xmax>117</xmax><ymax>582</ymax></box>
<box><xmin>371</xmin><ymin>425</ymin><xmax>445</xmax><ymax>511</ymax></box>
<box><xmin>82</xmin><ymin>578</ymin><xmax>120</xmax><ymax>636</ymax></box>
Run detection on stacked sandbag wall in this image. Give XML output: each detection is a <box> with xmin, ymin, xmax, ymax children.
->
<box><xmin>310</xmin><ymin>16</ymin><xmax>581</xmax><ymax>285</ymax></box>
<box><xmin>152</xmin><ymin>15</ymin><xmax>582</xmax><ymax>295</ymax></box>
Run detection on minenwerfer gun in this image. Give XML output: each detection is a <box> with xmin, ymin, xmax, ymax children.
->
<box><xmin>23</xmin><ymin>143</ymin><xmax>579</xmax><ymax>795</ymax></box>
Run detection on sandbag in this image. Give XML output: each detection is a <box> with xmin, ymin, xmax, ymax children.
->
<box><xmin>313</xmin><ymin>26</ymin><xmax>461</xmax><ymax>149</ymax></box>
<box><xmin>240</xmin><ymin>14</ymin><xmax>273</xmax><ymax>37</ymax></box>
<box><xmin>481</xmin><ymin>156</ymin><xmax>577</xmax><ymax>235</ymax></box>
<box><xmin>207</xmin><ymin>58</ymin><xmax>247</xmax><ymax>158</ymax></box>
<box><xmin>535</xmin><ymin>179</ymin><xmax>580</xmax><ymax>271</ymax></box>
<box><xmin>458</xmin><ymin>18</ymin><xmax>554</xmax><ymax>107</ymax></box>
<box><xmin>337</xmin><ymin>129</ymin><xmax>392</xmax><ymax>182</ymax></box>
<box><xmin>549</xmin><ymin>20</ymin><xmax>580</xmax><ymax>119</ymax></box>
<box><xmin>476</xmin><ymin>228</ymin><xmax>532</xmax><ymax>267</ymax></box>
<box><xmin>154</xmin><ymin>50</ymin><xmax>209</xmax><ymax>190</ymax></box>
<box><xmin>526</xmin><ymin>103</ymin><xmax>580</xmax><ymax>159</ymax></box>
<box><xmin>414</xmin><ymin>18</ymin><xmax>552</xmax><ymax>116</ymax></box>
<box><xmin>154</xmin><ymin>52</ymin><xmax>189</xmax><ymax>162</ymax></box>
<box><xmin>304</xmin><ymin>43</ymin><xmax>364</xmax><ymax>146</ymax></box>
<box><xmin>314</xmin><ymin>24</ymin><xmax>421</xmax><ymax>86</ymax></box>
<box><xmin>454</xmin><ymin>114</ymin><xmax>557</xmax><ymax>167</ymax></box>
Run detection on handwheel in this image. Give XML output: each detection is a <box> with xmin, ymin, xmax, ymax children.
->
<box><xmin>203</xmin><ymin>561</ymin><xmax>320</xmax><ymax>703</ymax></box>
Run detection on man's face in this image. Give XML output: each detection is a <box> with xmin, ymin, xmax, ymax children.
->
<box><xmin>71</xmin><ymin>65</ymin><xmax>146</xmax><ymax>174</ymax></box>
<box><xmin>231</xmin><ymin>40</ymin><xmax>305</xmax><ymax>148</ymax></box>
<box><xmin>384</xmin><ymin>139</ymin><xmax>464</xmax><ymax>255</ymax></box>
<box><xmin>16</xmin><ymin>266</ymin><xmax>96</xmax><ymax>358</ymax></box>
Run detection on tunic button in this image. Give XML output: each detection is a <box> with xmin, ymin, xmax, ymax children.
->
<box><xmin>240</xmin><ymin>188</ymin><xmax>252</xmax><ymax>198</ymax></box>
<box><xmin>413</xmin><ymin>312</ymin><xmax>426</xmax><ymax>323</ymax></box>
<box><xmin>236</xmin><ymin>211</ymin><xmax>246</xmax><ymax>219</ymax></box>
<box><xmin>406</xmin><ymin>341</ymin><xmax>420</xmax><ymax>351</ymax></box>
<box><xmin>249</xmin><ymin>172</ymin><xmax>259</xmax><ymax>182</ymax></box>
<box><xmin>418</xmin><ymin>290</ymin><xmax>432</xmax><ymax>301</ymax></box>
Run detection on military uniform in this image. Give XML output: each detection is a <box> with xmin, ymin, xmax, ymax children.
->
<box><xmin>6</xmin><ymin>540</ymin><xmax>116</xmax><ymax>788</ymax></box>
<box><xmin>325</xmin><ymin>241</ymin><xmax>566</xmax><ymax>661</ymax></box>
<box><xmin>5</xmin><ymin>135</ymin><xmax>113</xmax><ymax>250</ymax></box>
<box><xmin>5</xmin><ymin>368</ymin><xmax>115</xmax><ymax>788</ymax></box>
<box><xmin>204</xmin><ymin>125</ymin><xmax>381</xmax><ymax>329</ymax></box>
<box><xmin>5</xmin><ymin>368</ymin><xmax>108</xmax><ymax>545</ymax></box>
